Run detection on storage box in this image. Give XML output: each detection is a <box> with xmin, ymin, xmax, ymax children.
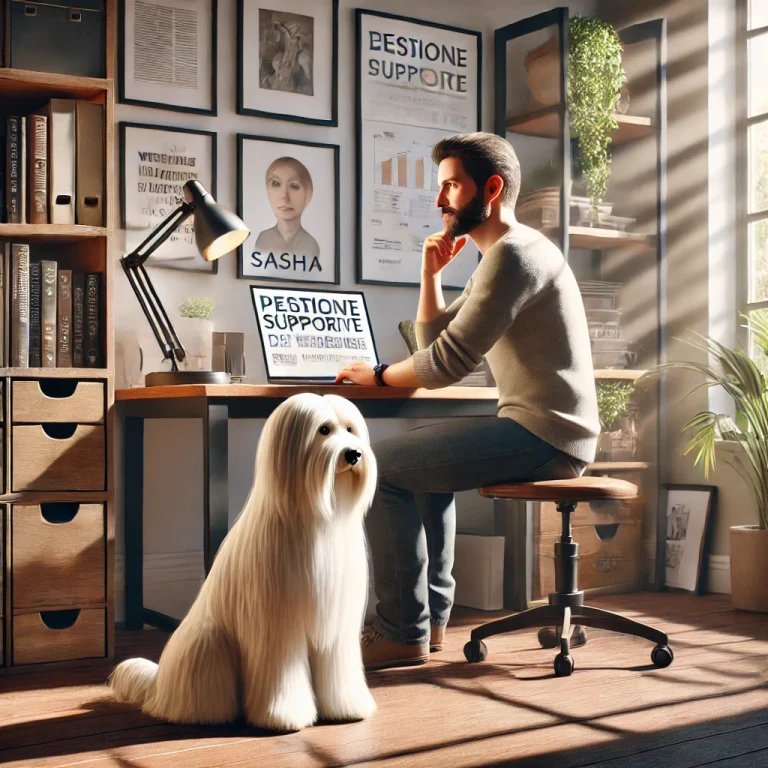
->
<box><xmin>453</xmin><ymin>534</ymin><xmax>505</xmax><ymax>610</ymax></box>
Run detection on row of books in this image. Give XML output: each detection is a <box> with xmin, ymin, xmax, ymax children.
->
<box><xmin>2</xmin><ymin>99</ymin><xmax>104</xmax><ymax>226</ymax></box>
<box><xmin>5</xmin><ymin>243</ymin><xmax>101</xmax><ymax>368</ymax></box>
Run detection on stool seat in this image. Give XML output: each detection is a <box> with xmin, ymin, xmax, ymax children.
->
<box><xmin>479</xmin><ymin>476</ymin><xmax>638</xmax><ymax>502</ymax></box>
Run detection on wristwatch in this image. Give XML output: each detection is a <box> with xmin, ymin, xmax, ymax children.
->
<box><xmin>373</xmin><ymin>363</ymin><xmax>390</xmax><ymax>386</ymax></box>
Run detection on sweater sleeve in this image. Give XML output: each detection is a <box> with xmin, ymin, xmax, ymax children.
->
<box><xmin>411</xmin><ymin>241</ymin><xmax>545</xmax><ymax>388</ymax></box>
<box><xmin>414</xmin><ymin>277</ymin><xmax>473</xmax><ymax>350</ymax></box>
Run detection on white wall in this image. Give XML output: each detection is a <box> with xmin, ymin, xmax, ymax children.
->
<box><xmin>113</xmin><ymin>0</ymin><xmax>597</xmax><ymax>620</ymax></box>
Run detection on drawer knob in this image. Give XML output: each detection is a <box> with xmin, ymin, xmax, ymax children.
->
<box><xmin>40</xmin><ymin>609</ymin><xmax>80</xmax><ymax>630</ymax></box>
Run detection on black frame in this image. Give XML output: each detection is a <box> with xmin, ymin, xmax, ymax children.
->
<box><xmin>119</xmin><ymin>121</ymin><xmax>219</xmax><ymax>274</ymax></box>
<box><xmin>236</xmin><ymin>0</ymin><xmax>339</xmax><ymax>127</ymax></box>
<box><xmin>236</xmin><ymin>133</ymin><xmax>341</xmax><ymax>285</ymax></box>
<box><xmin>118</xmin><ymin>0</ymin><xmax>218</xmax><ymax>116</ymax></box>
<box><xmin>249</xmin><ymin>285</ymin><xmax>379</xmax><ymax>383</ymax></box>
<box><xmin>355</xmin><ymin>9</ymin><xmax>483</xmax><ymax>287</ymax></box>
<box><xmin>660</xmin><ymin>484</ymin><xmax>717</xmax><ymax>595</ymax></box>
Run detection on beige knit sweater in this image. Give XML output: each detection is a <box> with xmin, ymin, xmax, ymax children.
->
<box><xmin>412</xmin><ymin>225</ymin><xmax>600</xmax><ymax>463</ymax></box>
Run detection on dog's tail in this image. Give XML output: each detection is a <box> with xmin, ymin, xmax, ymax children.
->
<box><xmin>108</xmin><ymin>658</ymin><xmax>158</xmax><ymax>707</ymax></box>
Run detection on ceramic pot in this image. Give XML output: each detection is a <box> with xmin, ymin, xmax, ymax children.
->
<box><xmin>730</xmin><ymin>525</ymin><xmax>768</xmax><ymax>612</ymax></box>
<box><xmin>178</xmin><ymin>317</ymin><xmax>214</xmax><ymax>371</ymax></box>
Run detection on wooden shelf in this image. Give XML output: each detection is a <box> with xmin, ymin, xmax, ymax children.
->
<box><xmin>0</xmin><ymin>224</ymin><xmax>107</xmax><ymax>243</ymax></box>
<box><xmin>505</xmin><ymin>106</ymin><xmax>653</xmax><ymax>146</ymax></box>
<box><xmin>0</xmin><ymin>368</ymin><xmax>109</xmax><ymax>379</ymax></box>
<box><xmin>594</xmin><ymin>369</ymin><xmax>647</xmax><ymax>381</ymax></box>
<box><xmin>587</xmin><ymin>461</ymin><xmax>650</xmax><ymax>472</ymax></box>
<box><xmin>0</xmin><ymin>68</ymin><xmax>109</xmax><ymax>100</ymax></box>
<box><xmin>542</xmin><ymin>226</ymin><xmax>655</xmax><ymax>252</ymax></box>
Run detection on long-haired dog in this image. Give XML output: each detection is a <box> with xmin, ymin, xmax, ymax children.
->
<box><xmin>109</xmin><ymin>393</ymin><xmax>378</xmax><ymax>730</ymax></box>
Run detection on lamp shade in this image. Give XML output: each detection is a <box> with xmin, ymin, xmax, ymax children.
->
<box><xmin>184</xmin><ymin>180</ymin><xmax>250</xmax><ymax>262</ymax></box>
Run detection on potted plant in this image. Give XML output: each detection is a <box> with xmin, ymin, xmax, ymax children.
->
<box><xmin>642</xmin><ymin>314</ymin><xmax>768</xmax><ymax>611</ymax></box>
<box><xmin>177</xmin><ymin>296</ymin><xmax>215</xmax><ymax>371</ymax></box>
<box><xmin>596</xmin><ymin>380</ymin><xmax>636</xmax><ymax>461</ymax></box>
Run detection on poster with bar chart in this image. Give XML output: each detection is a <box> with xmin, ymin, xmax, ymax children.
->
<box><xmin>356</xmin><ymin>11</ymin><xmax>481</xmax><ymax>286</ymax></box>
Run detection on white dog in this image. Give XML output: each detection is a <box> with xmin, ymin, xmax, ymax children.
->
<box><xmin>109</xmin><ymin>392</ymin><xmax>378</xmax><ymax>730</ymax></box>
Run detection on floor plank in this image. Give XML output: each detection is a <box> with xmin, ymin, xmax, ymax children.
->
<box><xmin>2</xmin><ymin>594</ymin><xmax>768</xmax><ymax>767</ymax></box>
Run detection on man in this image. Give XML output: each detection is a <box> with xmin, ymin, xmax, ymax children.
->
<box><xmin>335</xmin><ymin>132</ymin><xmax>599</xmax><ymax>670</ymax></box>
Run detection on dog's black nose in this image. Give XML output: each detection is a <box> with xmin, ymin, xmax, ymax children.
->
<box><xmin>345</xmin><ymin>449</ymin><xmax>362</xmax><ymax>466</ymax></box>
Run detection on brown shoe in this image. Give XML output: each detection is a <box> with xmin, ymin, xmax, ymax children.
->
<box><xmin>430</xmin><ymin>624</ymin><xmax>445</xmax><ymax>652</ymax></box>
<box><xmin>361</xmin><ymin>625</ymin><xmax>429</xmax><ymax>671</ymax></box>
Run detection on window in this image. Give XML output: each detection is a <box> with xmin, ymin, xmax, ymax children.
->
<box><xmin>744</xmin><ymin>0</ymin><xmax>768</xmax><ymax>366</ymax></box>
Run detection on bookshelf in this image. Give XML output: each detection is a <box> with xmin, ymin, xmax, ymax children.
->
<box><xmin>0</xmin><ymin>0</ymin><xmax>114</xmax><ymax>673</ymax></box>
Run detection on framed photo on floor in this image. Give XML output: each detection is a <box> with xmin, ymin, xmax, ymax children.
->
<box><xmin>237</xmin><ymin>134</ymin><xmax>340</xmax><ymax>284</ymax></box>
<box><xmin>237</xmin><ymin>0</ymin><xmax>338</xmax><ymax>126</ymax></box>
<box><xmin>120</xmin><ymin>122</ymin><xmax>218</xmax><ymax>273</ymax></box>
<box><xmin>662</xmin><ymin>484</ymin><xmax>717</xmax><ymax>594</ymax></box>
<box><xmin>355</xmin><ymin>10</ymin><xmax>482</xmax><ymax>287</ymax></box>
<box><xmin>250</xmin><ymin>285</ymin><xmax>378</xmax><ymax>382</ymax></box>
<box><xmin>118</xmin><ymin>0</ymin><xmax>217</xmax><ymax>115</ymax></box>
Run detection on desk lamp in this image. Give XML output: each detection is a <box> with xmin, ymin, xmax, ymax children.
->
<box><xmin>120</xmin><ymin>180</ymin><xmax>250</xmax><ymax>387</ymax></box>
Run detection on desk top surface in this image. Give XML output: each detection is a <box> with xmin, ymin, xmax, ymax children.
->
<box><xmin>115</xmin><ymin>384</ymin><xmax>500</xmax><ymax>402</ymax></box>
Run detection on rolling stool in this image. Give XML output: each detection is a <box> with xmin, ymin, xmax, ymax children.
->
<box><xmin>464</xmin><ymin>476</ymin><xmax>674</xmax><ymax>677</ymax></box>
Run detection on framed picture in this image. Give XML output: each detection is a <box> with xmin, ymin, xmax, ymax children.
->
<box><xmin>118</xmin><ymin>0</ymin><xmax>217</xmax><ymax>115</ymax></box>
<box><xmin>120</xmin><ymin>122</ymin><xmax>218</xmax><ymax>273</ymax></box>
<box><xmin>237</xmin><ymin>0</ymin><xmax>338</xmax><ymax>126</ymax></box>
<box><xmin>250</xmin><ymin>286</ymin><xmax>379</xmax><ymax>382</ymax></box>
<box><xmin>662</xmin><ymin>484</ymin><xmax>717</xmax><ymax>594</ymax></box>
<box><xmin>237</xmin><ymin>134</ymin><xmax>340</xmax><ymax>285</ymax></box>
<box><xmin>355</xmin><ymin>10</ymin><xmax>482</xmax><ymax>287</ymax></box>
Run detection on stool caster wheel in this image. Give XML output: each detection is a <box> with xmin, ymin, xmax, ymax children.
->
<box><xmin>651</xmin><ymin>644</ymin><xmax>674</xmax><ymax>668</ymax></box>
<box><xmin>538</xmin><ymin>626</ymin><xmax>588</xmax><ymax>649</ymax></box>
<box><xmin>464</xmin><ymin>639</ymin><xmax>487</xmax><ymax>663</ymax></box>
<box><xmin>554</xmin><ymin>652</ymin><xmax>574</xmax><ymax>677</ymax></box>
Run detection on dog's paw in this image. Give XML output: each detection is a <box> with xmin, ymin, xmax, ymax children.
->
<box><xmin>318</xmin><ymin>687</ymin><xmax>377</xmax><ymax>722</ymax></box>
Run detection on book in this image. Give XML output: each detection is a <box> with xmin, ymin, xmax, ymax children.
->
<box><xmin>27</xmin><ymin>113</ymin><xmax>47</xmax><ymax>224</ymax></box>
<box><xmin>5</xmin><ymin>116</ymin><xmax>20</xmax><ymax>224</ymax></box>
<box><xmin>72</xmin><ymin>272</ymin><xmax>85</xmax><ymax>367</ymax></box>
<box><xmin>11</xmin><ymin>243</ymin><xmax>30</xmax><ymax>367</ymax></box>
<box><xmin>85</xmin><ymin>272</ymin><xmax>100</xmax><ymax>367</ymax></box>
<box><xmin>41</xmin><ymin>259</ymin><xmax>57</xmax><ymax>367</ymax></box>
<box><xmin>20</xmin><ymin>116</ymin><xmax>26</xmax><ymax>224</ymax></box>
<box><xmin>28</xmin><ymin>261</ymin><xmax>41</xmax><ymax>368</ymax></box>
<box><xmin>57</xmin><ymin>268</ymin><xmax>72</xmax><ymax>367</ymax></box>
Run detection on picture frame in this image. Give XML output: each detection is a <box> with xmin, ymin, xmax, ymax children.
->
<box><xmin>120</xmin><ymin>122</ymin><xmax>218</xmax><ymax>273</ymax></box>
<box><xmin>662</xmin><ymin>484</ymin><xmax>717</xmax><ymax>594</ymax></box>
<box><xmin>355</xmin><ymin>10</ymin><xmax>482</xmax><ymax>287</ymax></box>
<box><xmin>237</xmin><ymin>134</ymin><xmax>340</xmax><ymax>285</ymax></box>
<box><xmin>250</xmin><ymin>285</ymin><xmax>379</xmax><ymax>382</ymax></box>
<box><xmin>118</xmin><ymin>0</ymin><xmax>217</xmax><ymax>115</ymax></box>
<box><xmin>237</xmin><ymin>0</ymin><xmax>338</xmax><ymax>126</ymax></box>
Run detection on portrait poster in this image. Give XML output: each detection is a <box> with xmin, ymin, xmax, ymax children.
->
<box><xmin>238</xmin><ymin>0</ymin><xmax>338</xmax><ymax>126</ymax></box>
<box><xmin>238</xmin><ymin>134</ymin><xmax>339</xmax><ymax>284</ymax></box>
<box><xmin>356</xmin><ymin>10</ymin><xmax>482</xmax><ymax>287</ymax></box>
<box><xmin>663</xmin><ymin>485</ymin><xmax>716</xmax><ymax>594</ymax></box>
<box><xmin>120</xmin><ymin>122</ymin><xmax>218</xmax><ymax>272</ymax></box>
<box><xmin>119</xmin><ymin>0</ymin><xmax>217</xmax><ymax>115</ymax></box>
<box><xmin>251</xmin><ymin>286</ymin><xmax>378</xmax><ymax>382</ymax></box>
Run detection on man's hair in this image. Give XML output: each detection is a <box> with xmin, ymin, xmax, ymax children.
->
<box><xmin>266</xmin><ymin>156</ymin><xmax>313</xmax><ymax>194</ymax></box>
<box><xmin>432</xmin><ymin>132</ymin><xmax>520</xmax><ymax>206</ymax></box>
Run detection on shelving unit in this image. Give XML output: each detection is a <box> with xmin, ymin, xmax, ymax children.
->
<box><xmin>0</xmin><ymin>0</ymin><xmax>114</xmax><ymax>673</ymax></box>
<box><xmin>495</xmin><ymin>7</ymin><xmax>667</xmax><ymax>599</ymax></box>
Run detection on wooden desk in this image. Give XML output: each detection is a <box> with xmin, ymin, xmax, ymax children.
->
<box><xmin>116</xmin><ymin>384</ymin><xmax>499</xmax><ymax>631</ymax></box>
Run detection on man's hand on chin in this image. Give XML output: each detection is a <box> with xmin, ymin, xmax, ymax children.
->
<box><xmin>334</xmin><ymin>362</ymin><xmax>376</xmax><ymax>386</ymax></box>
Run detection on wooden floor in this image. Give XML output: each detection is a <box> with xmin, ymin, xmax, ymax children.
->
<box><xmin>2</xmin><ymin>593</ymin><xmax>768</xmax><ymax>767</ymax></box>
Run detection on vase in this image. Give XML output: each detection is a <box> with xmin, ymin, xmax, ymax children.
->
<box><xmin>730</xmin><ymin>525</ymin><xmax>768</xmax><ymax>612</ymax></box>
<box><xmin>178</xmin><ymin>317</ymin><xmax>214</xmax><ymax>371</ymax></box>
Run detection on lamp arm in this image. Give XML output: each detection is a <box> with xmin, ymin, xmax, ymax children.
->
<box><xmin>125</xmin><ymin>201</ymin><xmax>194</xmax><ymax>267</ymax></box>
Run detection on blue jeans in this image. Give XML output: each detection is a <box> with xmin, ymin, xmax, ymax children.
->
<box><xmin>366</xmin><ymin>416</ymin><xmax>587</xmax><ymax>645</ymax></box>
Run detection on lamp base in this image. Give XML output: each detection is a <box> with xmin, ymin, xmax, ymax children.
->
<box><xmin>145</xmin><ymin>370</ymin><xmax>232</xmax><ymax>387</ymax></box>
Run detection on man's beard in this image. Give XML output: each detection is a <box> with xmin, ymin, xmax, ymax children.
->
<box><xmin>443</xmin><ymin>188</ymin><xmax>490</xmax><ymax>238</ymax></box>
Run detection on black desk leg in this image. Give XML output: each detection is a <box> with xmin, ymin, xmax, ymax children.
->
<box><xmin>203</xmin><ymin>403</ymin><xmax>229</xmax><ymax>573</ymax></box>
<box><xmin>124</xmin><ymin>417</ymin><xmax>145</xmax><ymax>630</ymax></box>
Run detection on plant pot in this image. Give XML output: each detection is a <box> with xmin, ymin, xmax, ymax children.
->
<box><xmin>730</xmin><ymin>525</ymin><xmax>768</xmax><ymax>612</ymax></box>
<box><xmin>177</xmin><ymin>317</ymin><xmax>214</xmax><ymax>371</ymax></box>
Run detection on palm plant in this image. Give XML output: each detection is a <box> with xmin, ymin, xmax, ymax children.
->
<box><xmin>642</xmin><ymin>313</ymin><xmax>768</xmax><ymax>529</ymax></box>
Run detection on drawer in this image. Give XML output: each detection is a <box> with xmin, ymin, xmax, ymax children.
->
<box><xmin>12</xmin><ymin>503</ymin><xmax>105</xmax><ymax>611</ymax></box>
<box><xmin>13</xmin><ymin>609</ymin><xmax>105</xmax><ymax>665</ymax></box>
<box><xmin>535</xmin><ymin>498</ymin><xmax>644</xmax><ymax>537</ymax></box>
<box><xmin>12</xmin><ymin>424</ymin><xmax>105</xmax><ymax>491</ymax></box>
<box><xmin>12</xmin><ymin>380</ymin><xmax>104</xmax><ymax>424</ymax></box>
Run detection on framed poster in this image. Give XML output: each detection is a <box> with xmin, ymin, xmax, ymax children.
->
<box><xmin>250</xmin><ymin>286</ymin><xmax>379</xmax><ymax>382</ymax></box>
<box><xmin>355</xmin><ymin>10</ymin><xmax>482</xmax><ymax>287</ymax></box>
<box><xmin>120</xmin><ymin>122</ymin><xmax>218</xmax><ymax>273</ymax></box>
<box><xmin>662</xmin><ymin>484</ymin><xmax>717</xmax><ymax>594</ymax></box>
<box><xmin>237</xmin><ymin>134</ymin><xmax>340</xmax><ymax>284</ymax></box>
<box><xmin>237</xmin><ymin>0</ymin><xmax>338</xmax><ymax>126</ymax></box>
<box><xmin>119</xmin><ymin>0</ymin><xmax>217</xmax><ymax>115</ymax></box>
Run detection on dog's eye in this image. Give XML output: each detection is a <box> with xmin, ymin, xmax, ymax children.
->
<box><xmin>347</xmin><ymin>427</ymin><xmax>353</xmax><ymax>433</ymax></box>
<box><xmin>319</xmin><ymin>425</ymin><xmax>331</xmax><ymax>436</ymax></box>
